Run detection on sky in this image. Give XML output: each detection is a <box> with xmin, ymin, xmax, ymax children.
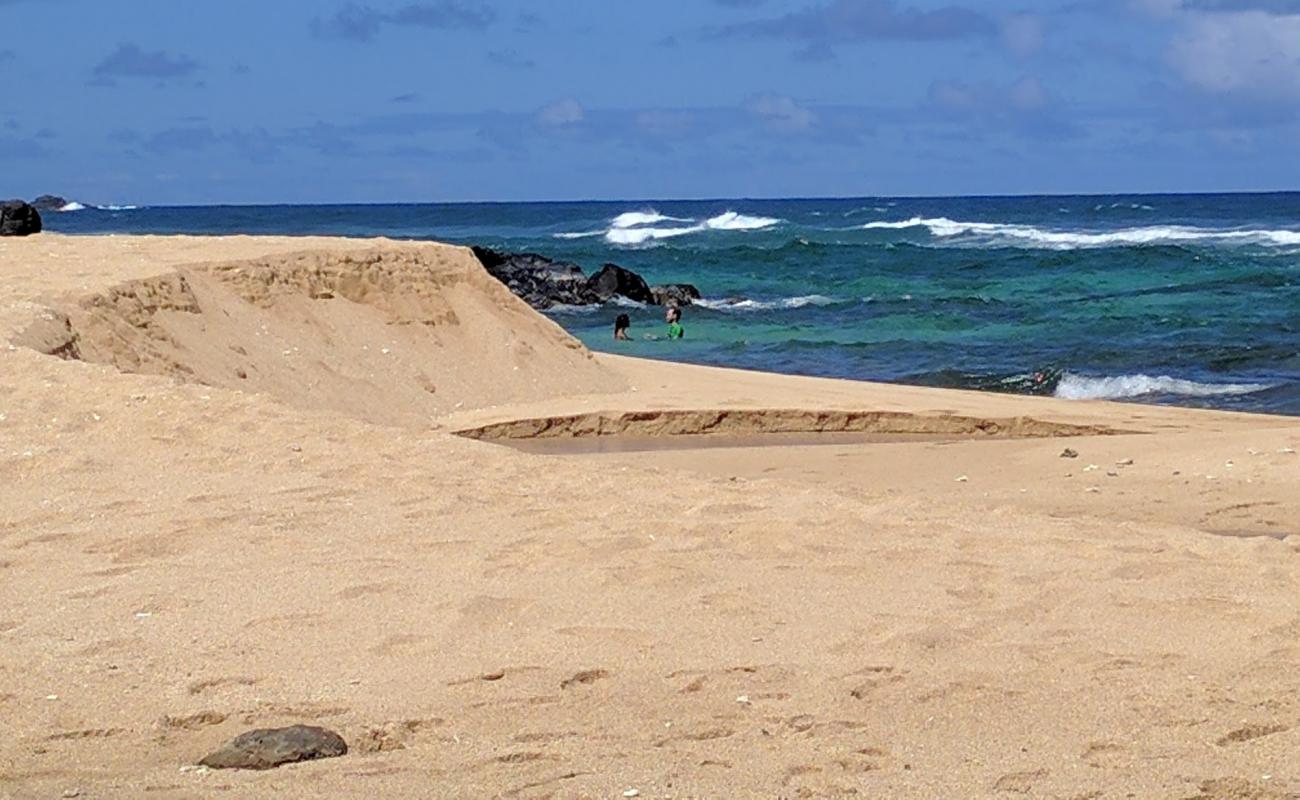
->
<box><xmin>3</xmin><ymin>0</ymin><xmax>1300</xmax><ymax>204</ymax></box>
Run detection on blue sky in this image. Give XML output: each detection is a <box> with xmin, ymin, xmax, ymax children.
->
<box><xmin>3</xmin><ymin>0</ymin><xmax>1300</xmax><ymax>203</ymax></box>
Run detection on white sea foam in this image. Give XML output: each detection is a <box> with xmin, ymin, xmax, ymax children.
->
<box><xmin>602</xmin><ymin>209</ymin><xmax>782</xmax><ymax>245</ymax></box>
<box><xmin>58</xmin><ymin>202</ymin><xmax>87</xmax><ymax>212</ymax></box>
<box><xmin>541</xmin><ymin>302</ymin><xmax>601</xmax><ymax>314</ymax></box>
<box><xmin>100</xmin><ymin>204</ymin><xmax>139</xmax><ymax>211</ymax></box>
<box><xmin>610</xmin><ymin>210</ymin><xmax>689</xmax><ymax>229</ymax></box>
<box><xmin>696</xmin><ymin>294</ymin><xmax>838</xmax><ymax>312</ymax></box>
<box><xmin>704</xmin><ymin>211</ymin><xmax>780</xmax><ymax>231</ymax></box>
<box><xmin>1054</xmin><ymin>373</ymin><xmax>1272</xmax><ymax>401</ymax></box>
<box><xmin>552</xmin><ymin>230</ymin><xmax>605</xmax><ymax>240</ymax></box>
<box><xmin>861</xmin><ymin>216</ymin><xmax>1300</xmax><ymax>248</ymax></box>
<box><xmin>605</xmin><ymin>224</ymin><xmax>705</xmax><ymax>246</ymax></box>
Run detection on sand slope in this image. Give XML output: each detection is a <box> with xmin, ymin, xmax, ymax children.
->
<box><xmin>15</xmin><ymin>243</ymin><xmax>624</xmax><ymax>427</ymax></box>
<box><xmin>1</xmin><ymin>235</ymin><xmax>1297</xmax><ymax>799</ymax></box>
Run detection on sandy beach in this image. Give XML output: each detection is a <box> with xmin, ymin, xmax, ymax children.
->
<box><xmin>1</xmin><ymin>234</ymin><xmax>1297</xmax><ymax>799</ymax></box>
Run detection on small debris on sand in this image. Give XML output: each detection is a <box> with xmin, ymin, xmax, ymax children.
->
<box><xmin>1060</xmin><ymin>448</ymin><xmax>1079</xmax><ymax>459</ymax></box>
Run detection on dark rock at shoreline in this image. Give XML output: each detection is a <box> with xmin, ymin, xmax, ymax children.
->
<box><xmin>30</xmin><ymin>195</ymin><xmax>69</xmax><ymax>212</ymax></box>
<box><xmin>587</xmin><ymin>263</ymin><xmax>654</xmax><ymax>305</ymax></box>
<box><xmin>198</xmin><ymin>725</ymin><xmax>347</xmax><ymax>770</ymax></box>
<box><xmin>471</xmin><ymin>246</ymin><xmax>599</xmax><ymax>309</ymax></box>
<box><xmin>651</xmin><ymin>283</ymin><xmax>701</xmax><ymax>307</ymax></box>
<box><xmin>471</xmin><ymin>246</ymin><xmax>701</xmax><ymax>310</ymax></box>
<box><xmin>0</xmin><ymin>200</ymin><xmax>42</xmax><ymax>236</ymax></box>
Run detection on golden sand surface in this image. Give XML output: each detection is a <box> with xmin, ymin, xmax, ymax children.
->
<box><xmin>1</xmin><ymin>234</ymin><xmax>1297</xmax><ymax>799</ymax></box>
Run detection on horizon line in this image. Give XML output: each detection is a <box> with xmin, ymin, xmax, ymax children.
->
<box><xmin>37</xmin><ymin>188</ymin><xmax>1300</xmax><ymax>209</ymax></box>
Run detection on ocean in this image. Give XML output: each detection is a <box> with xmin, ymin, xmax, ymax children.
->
<box><xmin>42</xmin><ymin>193</ymin><xmax>1300</xmax><ymax>416</ymax></box>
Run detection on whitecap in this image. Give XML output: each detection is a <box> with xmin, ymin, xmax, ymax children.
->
<box><xmin>58</xmin><ymin>202</ymin><xmax>87</xmax><ymax>212</ymax></box>
<box><xmin>696</xmin><ymin>294</ymin><xmax>838</xmax><ymax>312</ymax></box>
<box><xmin>552</xmin><ymin>230</ymin><xmax>605</xmax><ymax>240</ymax></box>
<box><xmin>542</xmin><ymin>302</ymin><xmax>602</xmax><ymax>314</ymax></box>
<box><xmin>861</xmin><ymin>216</ymin><xmax>1300</xmax><ymax>249</ymax></box>
<box><xmin>1054</xmin><ymin>373</ymin><xmax>1272</xmax><ymax>401</ymax></box>
<box><xmin>605</xmin><ymin>224</ymin><xmax>704</xmax><ymax>246</ymax></box>
<box><xmin>704</xmin><ymin>211</ymin><xmax>781</xmax><ymax>231</ymax></box>
<box><xmin>609</xmin><ymin>210</ymin><xmax>690</xmax><ymax>229</ymax></box>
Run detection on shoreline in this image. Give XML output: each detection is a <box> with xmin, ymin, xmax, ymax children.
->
<box><xmin>1</xmin><ymin>233</ymin><xmax>1297</xmax><ymax>798</ymax></box>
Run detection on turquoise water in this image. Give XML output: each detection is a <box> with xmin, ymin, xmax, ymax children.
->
<box><xmin>44</xmin><ymin>194</ymin><xmax>1300</xmax><ymax>415</ymax></box>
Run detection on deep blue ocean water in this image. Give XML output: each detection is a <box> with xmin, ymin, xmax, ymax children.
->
<box><xmin>43</xmin><ymin>194</ymin><xmax>1300</xmax><ymax>416</ymax></box>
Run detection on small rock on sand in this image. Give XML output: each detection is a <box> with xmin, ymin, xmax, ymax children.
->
<box><xmin>1060</xmin><ymin>448</ymin><xmax>1079</xmax><ymax>459</ymax></box>
<box><xmin>198</xmin><ymin>725</ymin><xmax>347</xmax><ymax>770</ymax></box>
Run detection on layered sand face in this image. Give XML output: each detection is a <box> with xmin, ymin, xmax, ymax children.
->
<box><xmin>1</xmin><ymin>235</ymin><xmax>1297</xmax><ymax>799</ymax></box>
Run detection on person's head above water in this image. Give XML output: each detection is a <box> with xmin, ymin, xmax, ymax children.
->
<box><xmin>613</xmin><ymin>313</ymin><xmax>631</xmax><ymax>340</ymax></box>
<box><xmin>665</xmin><ymin>305</ymin><xmax>682</xmax><ymax>323</ymax></box>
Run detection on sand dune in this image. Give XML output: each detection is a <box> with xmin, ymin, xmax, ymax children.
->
<box><xmin>1</xmin><ymin>234</ymin><xmax>1297</xmax><ymax>799</ymax></box>
<box><xmin>16</xmin><ymin>244</ymin><xmax>624</xmax><ymax>427</ymax></box>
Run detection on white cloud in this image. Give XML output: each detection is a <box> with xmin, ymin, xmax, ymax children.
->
<box><xmin>746</xmin><ymin>94</ymin><xmax>816</xmax><ymax>132</ymax></box>
<box><xmin>1167</xmin><ymin>10</ymin><xmax>1300</xmax><ymax>99</ymax></box>
<box><xmin>1001</xmin><ymin>14</ymin><xmax>1044</xmax><ymax>57</ymax></box>
<box><xmin>536</xmin><ymin>98</ymin><xmax>584</xmax><ymax>128</ymax></box>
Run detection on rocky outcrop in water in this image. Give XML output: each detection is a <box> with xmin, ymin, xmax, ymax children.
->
<box><xmin>470</xmin><ymin>246</ymin><xmax>599</xmax><ymax>309</ymax></box>
<box><xmin>0</xmin><ymin>200</ymin><xmax>42</xmax><ymax>236</ymax></box>
<box><xmin>30</xmin><ymin>195</ymin><xmax>69</xmax><ymax>212</ymax></box>
<box><xmin>651</xmin><ymin>283</ymin><xmax>701</xmax><ymax>307</ymax></box>
<box><xmin>471</xmin><ymin>246</ymin><xmax>694</xmax><ymax>310</ymax></box>
<box><xmin>587</xmin><ymin>263</ymin><xmax>654</xmax><ymax>305</ymax></box>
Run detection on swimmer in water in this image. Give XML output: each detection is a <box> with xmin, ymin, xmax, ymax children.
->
<box><xmin>666</xmin><ymin>305</ymin><xmax>684</xmax><ymax>340</ymax></box>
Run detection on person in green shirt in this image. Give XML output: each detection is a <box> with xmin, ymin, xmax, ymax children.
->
<box><xmin>666</xmin><ymin>306</ymin><xmax>684</xmax><ymax>340</ymax></box>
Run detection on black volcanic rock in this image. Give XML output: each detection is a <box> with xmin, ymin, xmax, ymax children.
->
<box><xmin>587</xmin><ymin>263</ymin><xmax>654</xmax><ymax>305</ymax></box>
<box><xmin>30</xmin><ymin>195</ymin><xmax>69</xmax><ymax>212</ymax></box>
<box><xmin>199</xmin><ymin>725</ymin><xmax>347</xmax><ymax>770</ymax></box>
<box><xmin>650</xmin><ymin>283</ymin><xmax>701</xmax><ymax>307</ymax></box>
<box><xmin>471</xmin><ymin>246</ymin><xmax>599</xmax><ymax>309</ymax></box>
<box><xmin>471</xmin><ymin>246</ymin><xmax>701</xmax><ymax>310</ymax></box>
<box><xmin>0</xmin><ymin>200</ymin><xmax>42</xmax><ymax>236</ymax></box>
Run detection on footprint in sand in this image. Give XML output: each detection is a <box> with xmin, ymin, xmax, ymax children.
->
<box><xmin>46</xmin><ymin>728</ymin><xmax>126</xmax><ymax>741</ymax></box>
<box><xmin>187</xmin><ymin>675</ymin><xmax>260</xmax><ymax>695</ymax></box>
<box><xmin>1215</xmin><ymin>723</ymin><xmax>1289</xmax><ymax>746</ymax></box>
<box><xmin>993</xmin><ymin>768</ymin><xmax>1049</xmax><ymax>794</ymax></box>
<box><xmin>559</xmin><ymin>669</ymin><xmax>609</xmax><ymax>690</ymax></box>
<box><xmin>158</xmin><ymin>710</ymin><xmax>227</xmax><ymax>731</ymax></box>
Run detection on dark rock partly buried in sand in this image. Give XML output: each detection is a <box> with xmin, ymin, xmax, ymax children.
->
<box><xmin>587</xmin><ymin>263</ymin><xmax>655</xmax><ymax>305</ymax></box>
<box><xmin>650</xmin><ymin>283</ymin><xmax>701</xmax><ymax>307</ymax></box>
<box><xmin>471</xmin><ymin>246</ymin><xmax>599</xmax><ymax>309</ymax></box>
<box><xmin>198</xmin><ymin>725</ymin><xmax>347</xmax><ymax>770</ymax></box>
<box><xmin>30</xmin><ymin>195</ymin><xmax>69</xmax><ymax>212</ymax></box>
<box><xmin>0</xmin><ymin>200</ymin><xmax>42</xmax><ymax>237</ymax></box>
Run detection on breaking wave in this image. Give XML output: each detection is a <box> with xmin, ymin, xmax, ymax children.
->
<box><xmin>696</xmin><ymin>294</ymin><xmax>838</xmax><ymax>312</ymax></box>
<box><xmin>1054</xmin><ymin>373</ymin><xmax>1273</xmax><ymax>401</ymax></box>
<box><xmin>555</xmin><ymin>209</ymin><xmax>784</xmax><ymax>245</ymax></box>
<box><xmin>55</xmin><ymin>202</ymin><xmax>139</xmax><ymax>213</ymax></box>
<box><xmin>861</xmin><ymin>217</ymin><xmax>1300</xmax><ymax>249</ymax></box>
<box><xmin>610</xmin><ymin>210</ymin><xmax>691</xmax><ymax>229</ymax></box>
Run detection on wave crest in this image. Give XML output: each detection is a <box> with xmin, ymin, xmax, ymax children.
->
<box><xmin>1054</xmin><ymin>373</ymin><xmax>1272</xmax><ymax>401</ymax></box>
<box><xmin>861</xmin><ymin>216</ymin><xmax>1300</xmax><ymax>249</ymax></box>
<box><xmin>696</xmin><ymin>294</ymin><xmax>838</xmax><ymax>312</ymax></box>
<box><xmin>580</xmin><ymin>209</ymin><xmax>784</xmax><ymax>246</ymax></box>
